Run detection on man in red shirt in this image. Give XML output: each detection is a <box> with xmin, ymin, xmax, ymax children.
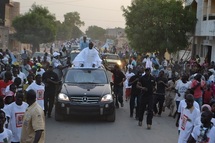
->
<box><xmin>0</xmin><ymin>71</ymin><xmax>13</xmax><ymax>97</ymax></box>
<box><xmin>191</xmin><ymin>73</ymin><xmax>205</xmax><ymax>107</ymax></box>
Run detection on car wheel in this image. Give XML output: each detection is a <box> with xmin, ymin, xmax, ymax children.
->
<box><xmin>55</xmin><ymin>109</ymin><xmax>65</xmax><ymax>121</ymax></box>
<box><xmin>106</xmin><ymin>109</ymin><xmax>115</xmax><ymax>122</ymax></box>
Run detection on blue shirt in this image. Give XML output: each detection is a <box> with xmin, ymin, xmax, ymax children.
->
<box><xmin>80</xmin><ymin>42</ymin><xmax>89</xmax><ymax>50</ymax></box>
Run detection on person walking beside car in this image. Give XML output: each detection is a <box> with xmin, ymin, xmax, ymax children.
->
<box><xmin>106</xmin><ymin>64</ymin><xmax>126</xmax><ymax>108</ymax></box>
<box><xmin>137</xmin><ymin>68</ymin><xmax>156</xmax><ymax>129</ymax></box>
<box><xmin>21</xmin><ymin>89</ymin><xmax>45</xmax><ymax>143</ymax></box>
<box><xmin>52</xmin><ymin>52</ymin><xmax>68</xmax><ymax>80</ymax></box>
<box><xmin>129</xmin><ymin>70</ymin><xmax>142</xmax><ymax>119</ymax></box>
<box><xmin>42</xmin><ymin>65</ymin><xmax>60</xmax><ymax>118</ymax></box>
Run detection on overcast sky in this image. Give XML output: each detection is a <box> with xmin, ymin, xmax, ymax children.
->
<box><xmin>14</xmin><ymin>0</ymin><xmax>131</xmax><ymax>32</ymax></box>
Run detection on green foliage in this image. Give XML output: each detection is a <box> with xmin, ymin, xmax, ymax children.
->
<box><xmin>56</xmin><ymin>12</ymin><xmax>84</xmax><ymax>40</ymax></box>
<box><xmin>122</xmin><ymin>0</ymin><xmax>197</xmax><ymax>54</ymax></box>
<box><xmin>63</xmin><ymin>12</ymin><xmax>84</xmax><ymax>27</ymax></box>
<box><xmin>12</xmin><ymin>4</ymin><xmax>56</xmax><ymax>51</ymax></box>
<box><xmin>85</xmin><ymin>26</ymin><xmax>106</xmax><ymax>40</ymax></box>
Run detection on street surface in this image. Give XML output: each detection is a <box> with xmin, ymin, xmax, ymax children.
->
<box><xmin>45</xmin><ymin>71</ymin><xmax>178</xmax><ymax>143</ymax></box>
<box><xmin>45</xmin><ymin>102</ymin><xmax>178</xmax><ymax>143</ymax></box>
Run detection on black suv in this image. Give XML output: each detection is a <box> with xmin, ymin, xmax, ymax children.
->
<box><xmin>55</xmin><ymin>67</ymin><xmax>115</xmax><ymax>122</ymax></box>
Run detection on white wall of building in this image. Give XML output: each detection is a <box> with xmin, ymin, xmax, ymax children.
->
<box><xmin>194</xmin><ymin>0</ymin><xmax>215</xmax><ymax>63</ymax></box>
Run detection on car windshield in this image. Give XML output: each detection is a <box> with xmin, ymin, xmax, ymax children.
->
<box><xmin>105</xmin><ymin>55</ymin><xmax>119</xmax><ymax>60</ymax></box>
<box><xmin>65</xmin><ymin>69</ymin><xmax>108</xmax><ymax>84</ymax></box>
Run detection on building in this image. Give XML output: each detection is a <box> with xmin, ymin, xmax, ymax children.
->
<box><xmin>189</xmin><ymin>0</ymin><xmax>215</xmax><ymax>63</ymax></box>
<box><xmin>106</xmin><ymin>28</ymin><xmax>125</xmax><ymax>38</ymax></box>
<box><xmin>0</xmin><ymin>0</ymin><xmax>11</xmax><ymax>50</ymax></box>
<box><xmin>0</xmin><ymin>0</ymin><xmax>30</xmax><ymax>52</ymax></box>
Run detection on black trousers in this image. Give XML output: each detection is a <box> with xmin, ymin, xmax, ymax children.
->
<box><xmin>44</xmin><ymin>89</ymin><xmax>55</xmax><ymax>116</ymax></box>
<box><xmin>138</xmin><ymin>94</ymin><xmax>153</xmax><ymax>125</ymax></box>
<box><xmin>153</xmin><ymin>94</ymin><xmax>165</xmax><ymax>115</ymax></box>
<box><xmin>113</xmin><ymin>85</ymin><xmax>123</xmax><ymax>107</ymax></box>
<box><xmin>129</xmin><ymin>93</ymin><xmax>139</xmax><ymax>118</ymax></box>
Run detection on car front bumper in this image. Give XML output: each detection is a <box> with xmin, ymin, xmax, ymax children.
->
<box><xmin>55</xmin><ymin>101</ymin><xmax>115</xmax><ymax>116</ymax></box>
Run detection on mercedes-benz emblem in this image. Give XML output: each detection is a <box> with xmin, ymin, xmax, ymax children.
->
<box><xmin>83</xmin><ymin>97</ymin><xmax>88</xmax><ymax>102</ymax></box>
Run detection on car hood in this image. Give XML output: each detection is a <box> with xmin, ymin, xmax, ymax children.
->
<box><xmin>61</xmin><ymin>83</ymin><xmax>111</xmax><ymax>96</ymax></box>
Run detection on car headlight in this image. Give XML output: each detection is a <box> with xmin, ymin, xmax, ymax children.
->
<box><xmin>58</xmin><ymin>93</ymin><xmax>70</xmax><ymax>101</ymax></box>
<box><xmin>117</xmin><ymin>61</ymin><xmax>122</xmax><ymax>66</ymax></box>
<box><xmin>101</xmin><ymin>94</ymin><xmax>113</xmax><ymax>102</ymax></box>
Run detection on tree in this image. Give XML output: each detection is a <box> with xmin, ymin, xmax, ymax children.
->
<box><xmin>85</xmin><ymin>26</ymin><xmax>106</xmax><ymax>40</ymax></box>
<box><xmin>56</xmin><ymin>12</ymin><xmax>84</xmax><ymax>40</ymax></box>
<box><xmin>122</xmin><ymin>0</ymin><xmax>196</xmax><ymax>56</ymax></box>
<box><xmin>12</xmin><ymin>4</ymin><xmax>56</xmax><ymax>52</ymax></box>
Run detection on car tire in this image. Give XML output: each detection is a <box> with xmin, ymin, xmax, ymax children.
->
<box><xmin>55</xmin><ymin>109</ymin><xmax>65</xmax><ymax>121</ymax></box>
<box><xmin>106</xmin><ymin>109</ymin><xmax>116</xmax><ymax>122</ymax></box>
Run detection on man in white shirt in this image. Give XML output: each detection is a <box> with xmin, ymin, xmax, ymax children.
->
<box><xmin>36</xmin><ymin>63</ymin><xmax>45</xmax><ymax>76</ymax></box>
<box><xmin>187</xmin><ymin>110</ymin><xmax>215</xmax><ymax>143</ymax></box>
<box><xmin>178</xmin><ymin>94</ymin><xmax>201</xmax><ymax>143</ymax></box>
<box><xmin>5</xmin><ymin>91</ymin><xmax>28</xmax><ymax>142</ymax></box>
<box><xmin>73</xmin><ymin>42</ymin><xmax>102</xmax><ymax>68</ymax></box>
<box><xmin>26</xmin><ymin>74</ymin><xmax>45</xmax><ymax>110</ymax></box>
<box><xmin>52</xmin><ymin>52</ymin><xmax>68</xmax><ymax>80</ymax></box>
<box><xmin>20</xmin><ymin>59</ymin><xmax>31</xmax><ymax>77</ymax></box>
<box><xmin>124</xmin><ymin>68</ymin><xmax>135</xmax><ymax>101</ymax></box>
<box><xmin>176</xmin><ymin>93</ymin><xmax>200</xmax><ymax>131</ymax></box>
<box><xmin>174</xmin><ymin>74</ymin><xmax>191</xmax><ymax>117</ymax></box>
<box><xmin>16</xmin><ymin>66</ymin><xmax>26</xmax><ymax>85</ymax></box>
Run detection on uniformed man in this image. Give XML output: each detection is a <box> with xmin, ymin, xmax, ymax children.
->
<box><xmin>137</xmin><ymin>68</ymin><xmax>156</xmax><ymax>129</ymax></box>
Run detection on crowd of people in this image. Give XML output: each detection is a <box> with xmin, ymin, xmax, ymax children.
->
<box><xmin>0</xmin><ymin>36</ymin><xmax>107</xmax><ymax>142</ymax></box>
<box><xmin>0</xmin><ymin>39</ymin><xmax>215</xmax><ymax>142</ymax></box>
<box><xmin>111</xmin><ymin>53</ymin><xmax>215</xmax><ymax>143</ymax></box>
<box><xmin>0</xmin><ymin>44</ymin><xmax>74</xmax><ymax>142</ymax></box>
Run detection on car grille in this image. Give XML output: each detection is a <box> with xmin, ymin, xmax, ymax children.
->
<box><xmin>70</xmin><ymin>96</ymin><xmax>100</xmax><ymax>103</ymax></box>
<box><xmin>107</xmin><ymin>62</ymin><xmax>117</xmax><ymax>67</ymax></box>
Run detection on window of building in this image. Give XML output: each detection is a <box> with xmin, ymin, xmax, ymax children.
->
<box><xmin>203</xmin><ymin>0</ymin><xmax>208</xmax><ymax>20</ymax></box>
<box><xmin>209</xmin><ymin>0</ymin><xmax>215</xmax><ymax>20</ymax></box>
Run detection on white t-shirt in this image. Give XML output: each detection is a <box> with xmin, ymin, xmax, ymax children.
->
<box><xmin>178</xmin><ymin>99</ymin><xmax>200</xmax><ymax>131</ymax></box>
<box><xmin>18</xmin><ymin>72</ymin><xmax>26</xmax><ymax>85</ymax></box>
<box><xmin>178</xmin><ymin>107</ymin><xmax>200</xmax><ymax>143</ymax></box>
<box><xmin>127</xmin><ymin>64</ymin><xmax>133</xmax><ymax>70</ymax></box>
<box><xmin>36</xmin><ymin>68</ymin><xmax>45</xmax><ymax>76</ymax></box>
<box><xmin>175</xmin><ymin>80</ymin><xmax>191</xmax><ymax>101</ymax></box>
<box><xmin>52</xmin><ymin>58</ymin><xmax>62</xmax><ymax>68</ymax></box>
<box><xmin>4</xmin><ymin>102</ymin><xmax>28</xmax><ymax>142</ymax></box>
<box><xmin>191</xmin><ymin>125</ymin><xmax>215</xmax><ymax>143</ymax></box>
<box><xmin>26</xmin><ymin>82</ymin><xmax>45</xmax><ymax>109</ymax></box>
<box><xmin>21</xmin><ymin>64</ymin><xmax>31</xmax><ymax>77</ymax></box>
<box><xmin>0</xmin><ymin>128</ymin><xmax>12</xmax><ymax>143</ymax></box>
<box><xmin>11</xmin><ymin>74</ymin><xmax>25</xmax><ymax>91</ymax></box>
<box><xmin>124</xmin><ymin>72</ymin><xmax>135</xmax><ymax>88</ymax></box>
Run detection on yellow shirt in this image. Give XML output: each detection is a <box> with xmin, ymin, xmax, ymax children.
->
<box><xmin>21</xmin><ymin>102</ymin><xmax>45</xmax><ymax>143</ymax></box>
